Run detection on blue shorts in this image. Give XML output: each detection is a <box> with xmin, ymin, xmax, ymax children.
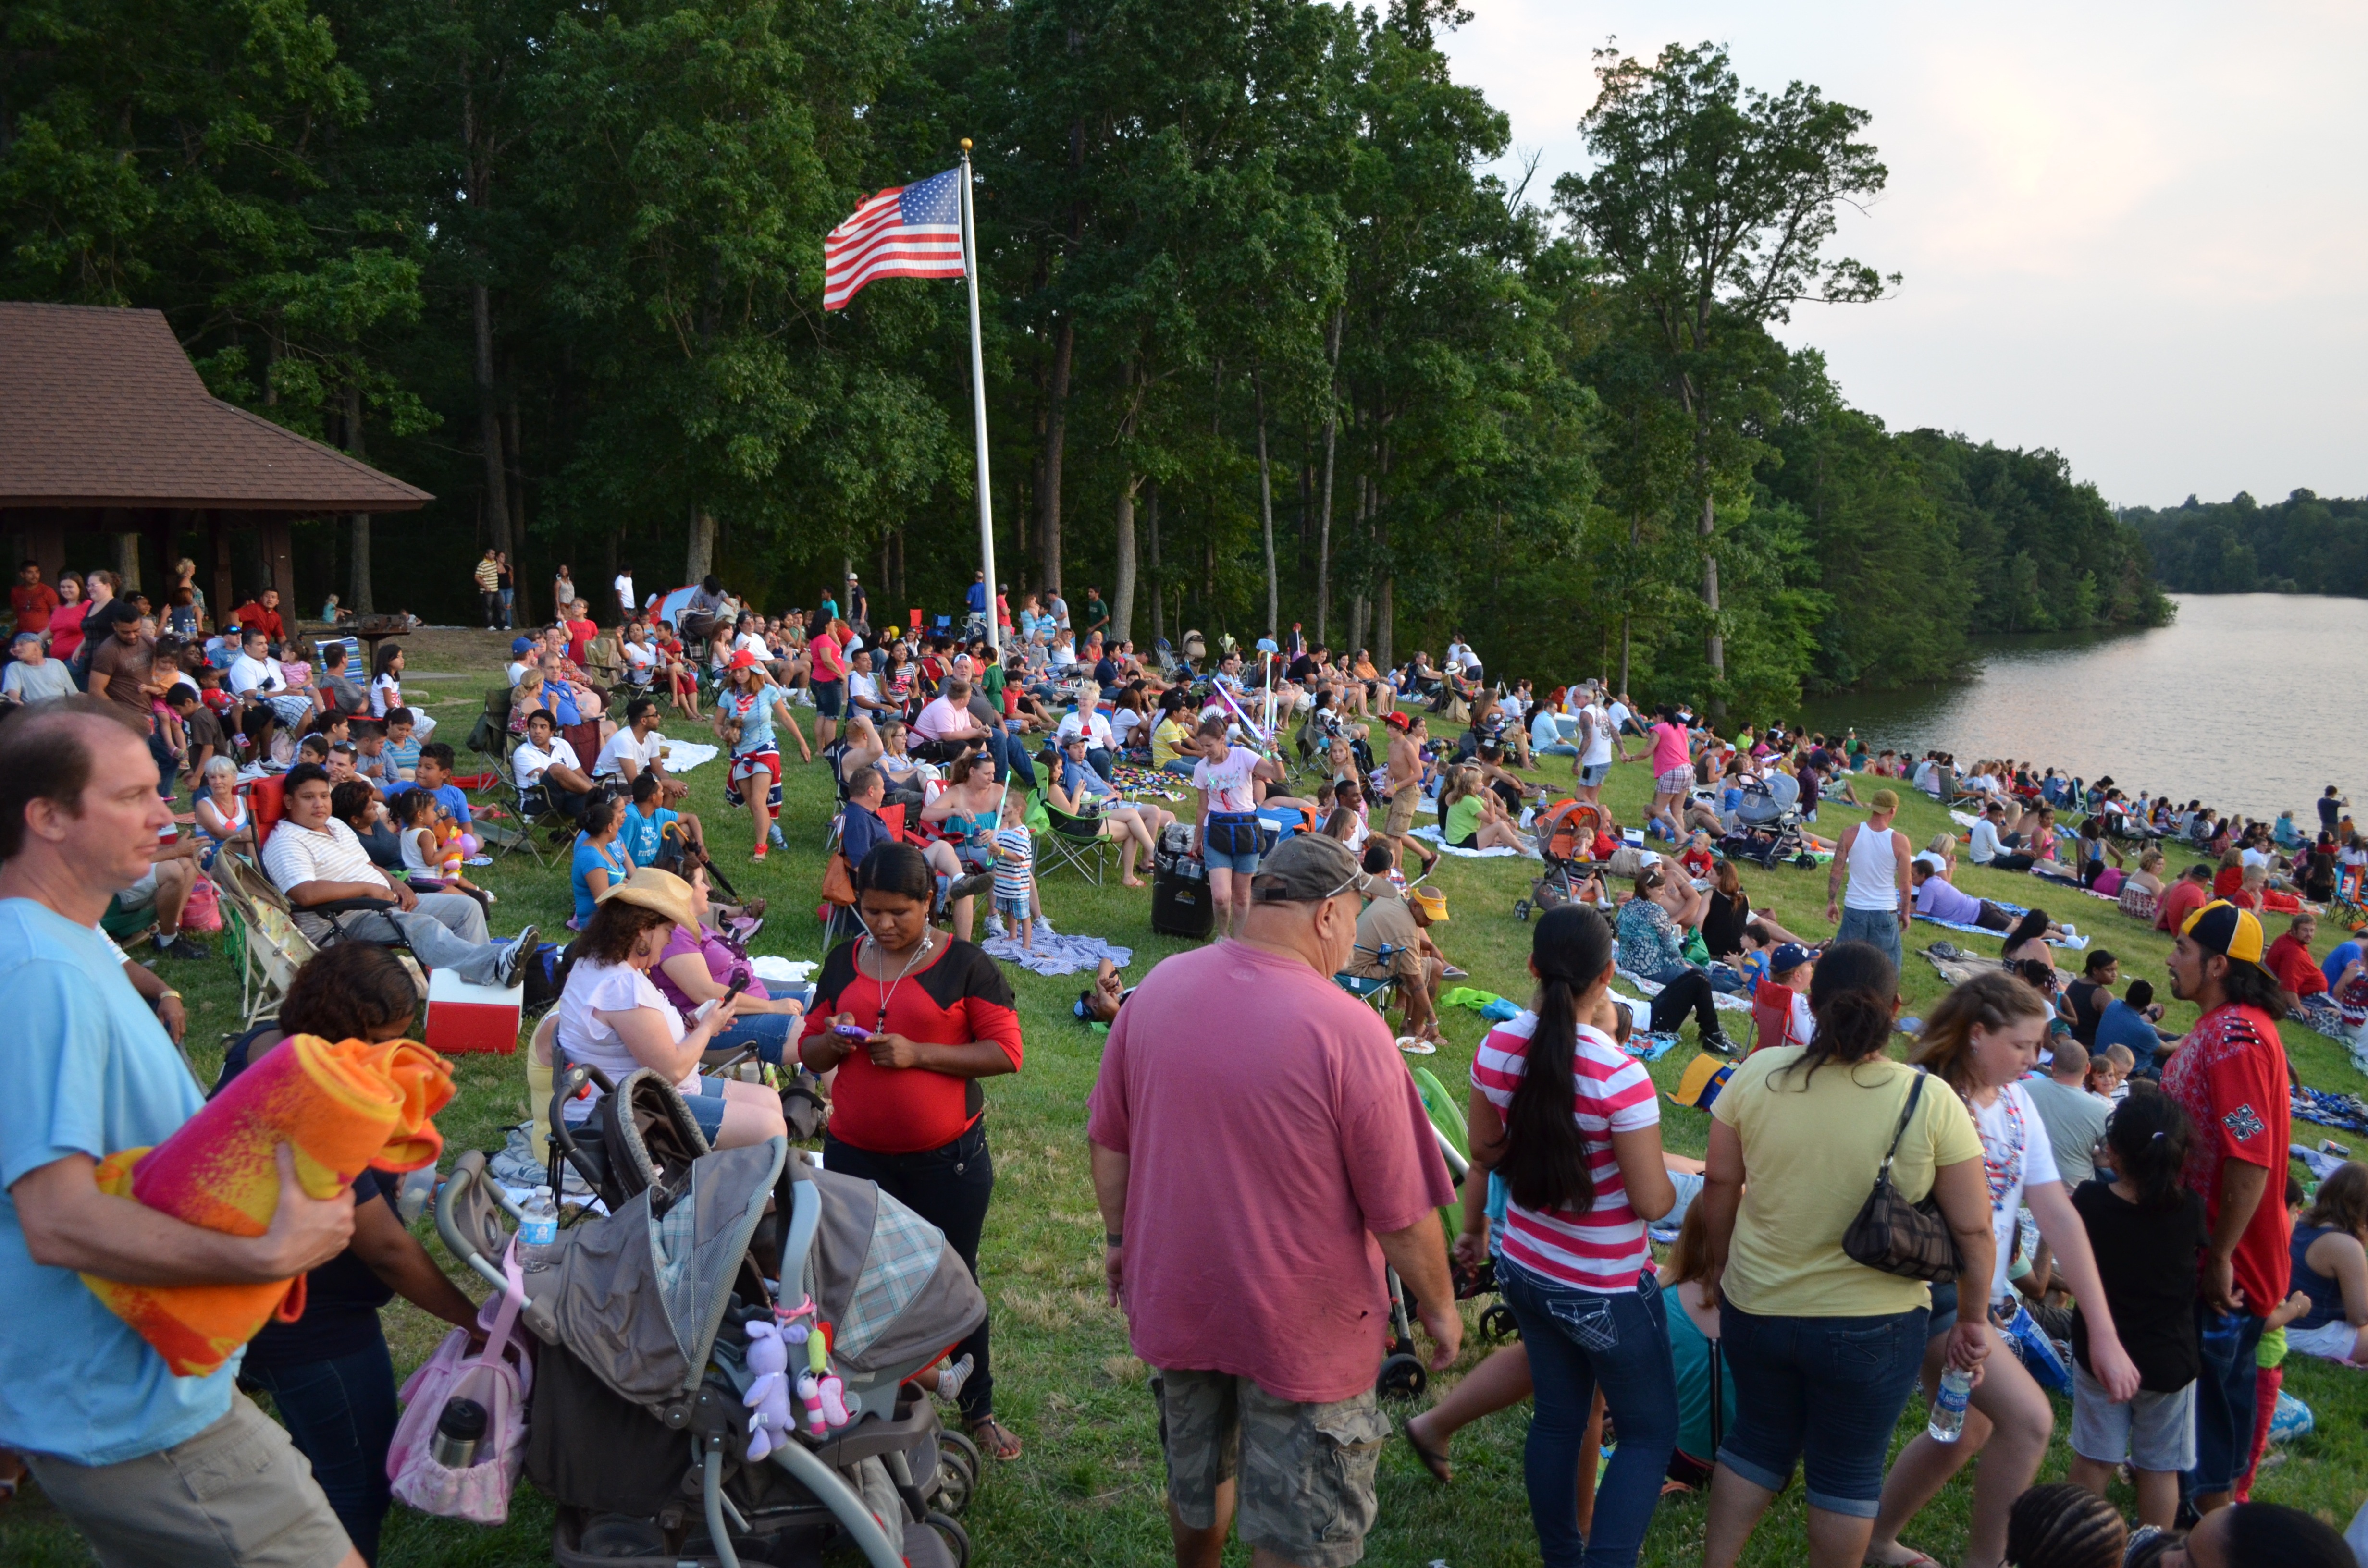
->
<box><xmin>1204</xmin><ymin>846</ymin><xmax>1260</xmax><ymax>877</ymax></box>
<box><xmin>995</xmin><ymin>893</ymin><xmax>1032</xmax><ymax>922</ymax></box>
<box><xmin>680</xmin><ymin>1074</ymin><xmax>728</xmax><ymax>1141</ymax></box>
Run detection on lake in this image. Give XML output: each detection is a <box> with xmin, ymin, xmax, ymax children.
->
<box><xmin>1796</xmin><ymin>593</ymin><xmax>2368</xmax><ymax>825</ymax></box>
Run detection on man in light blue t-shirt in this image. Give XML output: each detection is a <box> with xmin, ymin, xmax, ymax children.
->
<box><xmin>0</xmin><ymin>699</ymin><xmax>363</xmax><ymax>1568</ymax></box>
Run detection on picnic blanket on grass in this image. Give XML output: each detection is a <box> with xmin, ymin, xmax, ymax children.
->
<box><xmin>1912</xmin><ymin>899</ymin><xmax>2089</xmax><ymax>949</ymax></box>
<box><xmin>2293</xmin><ymin>1085</ymin><xmax>2368</xmax><ymax>1138</ymax></box>
<box><xmin>982</xmin><ymin>930</ymin><xmax>1132</xmax><ymax>977</ymax></box>
<box><xmin>1110</xmin><ymin>763</ymin><xmax>1189</xmax><ymax>802</ymax></box>
<box><xmin>1616</xmin><ymin>967</ymin><xmax>1751</xmax><ymax>1014</ymax></box>
<box><xmin>655</xmin><ymin>739</ymin><xmax>721</xmax><ymax>774</ymax></box>
<box><xmin>1410</xmin><ymin>823</ymin><xmax>1535</xmax><ymax>859</ymax></box>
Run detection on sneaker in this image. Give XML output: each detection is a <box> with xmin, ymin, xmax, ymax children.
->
<box><xmin>985</xmin><ymin>915</ymin><xmax>1007</xmax><ymax>940</ymax></box>
<box><xmin>153</xmin><ymin>934</ymin><xmax>211</xmax><ymax>962</ymax></box>
<box><xmin>493</xmin><ymin>925</ymin><xmax>541</xmax><ymax>990</ymax></box>
<box><xmin>948</xmin><ymin>871</ymin><xmax>995</xmax><ymax>904</ymax></box>
<box><xmin>1702</xmin><ymin>1028</ymin><xmax>1740</xmax><ymax>1057</ymax></box>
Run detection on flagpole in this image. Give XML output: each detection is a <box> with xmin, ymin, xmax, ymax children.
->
<box><xmin>959</xmin><ymin>140</ymin><xmax>1001</xmax><ymax>656</ymax></box>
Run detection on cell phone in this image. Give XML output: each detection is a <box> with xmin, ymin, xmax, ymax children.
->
<box><xmin>832</xmin><ymin>1023</ymin><xmax>872</xmax><ymax>1040</ymax></box>
<box><xmin>721</xmin><ymin>981</ymin><xmax>745</xmax><ymax>1008</ymax></box>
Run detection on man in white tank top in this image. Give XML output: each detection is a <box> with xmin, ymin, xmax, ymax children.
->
<box><xmin>1826</xmin><ymin>787</ymin><xmax>1911</xmax><ymax>966</ymax></box>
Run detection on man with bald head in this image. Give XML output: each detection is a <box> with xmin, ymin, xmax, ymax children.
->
<box><xmin>0</xmin><ymin>698</ymin><xmax>369</xmax><ymax>1568</ymax></box>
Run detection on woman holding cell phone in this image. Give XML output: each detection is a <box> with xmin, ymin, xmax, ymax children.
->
<box><xmin>799</xmin><ymin>842</ymin><xmax>1025</xmax><ymax>1462</ymax></box>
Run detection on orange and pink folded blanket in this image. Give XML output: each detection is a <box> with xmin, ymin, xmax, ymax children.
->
<box><xmin>84</xmin><ymin>1033</ymin><xmax>455</xmax><ymax>1377</ymax></box>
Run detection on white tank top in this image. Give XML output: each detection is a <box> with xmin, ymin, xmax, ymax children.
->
<box><xmin>400</xmin><ymin>826</ymin><xmax>438</xmax><ymax>874</ymax></box>
<box><xmin>1845</xmin><ymin>820</ymin><xmax>1900</xmax><ymax>910</ymax></box>
<box><xmin>1581</xmin><ymin>704</ymin><xmax>1615</xmax><ymax>767</ymax></box>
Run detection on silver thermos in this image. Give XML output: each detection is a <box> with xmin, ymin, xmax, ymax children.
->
<box><xmin>430</xmin><ymin>1396</ymin><xmax>488</xmax><ymax>1468</ymax></box>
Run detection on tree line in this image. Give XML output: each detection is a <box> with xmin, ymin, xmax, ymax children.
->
<box><xmin>1</xmin><ymin>0</ymin><xmax>2168</xmax><ymax>711</ymax></box>
<box><xmin>2124</xmin><ymin>491</ymin><xmax>2368</xmax><ymax>599</ymax></box>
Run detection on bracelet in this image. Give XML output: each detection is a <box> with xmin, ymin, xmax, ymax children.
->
<box><xmin>157</xmin><ymin>989</ymin><xmax>184</xmax><ymax>1002</ymax></box>
<box><xmin>1105</xmin><ymin>1231</ymin><xmax>1123</xmax><ymax>1247</ymax></box>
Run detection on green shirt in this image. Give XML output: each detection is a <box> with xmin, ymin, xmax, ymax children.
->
<box><xmin>981</xmin><ymin>662</ymin><xmax>1007</xmax><ymax>708</ymax></box>
<box><xmin>1444</xmin><ymin>795</ymin><xmax>1486</xmax><ymax>845</ymax></box>
<box><xmin>1085</xmin><ymin>595</ymin><xmax>1108</xmax><ymax>627</ymax></box>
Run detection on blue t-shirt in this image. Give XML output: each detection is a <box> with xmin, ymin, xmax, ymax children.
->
<box><xmin>0</xmin><ymin>900</ymin><xmax>235</xmax><ymax>1464</ymax></box>
<box><xmin>840</xmin><ymin>803</ymin><xmax>891</xmax><ymax>871</ymax></box>
<box><xmin>720</xmin><ymin>686</ymin><xmax>777</xmax><ymax>757</ymax></box>
<box><xmin>382</xmin><ymin>779</ymin><xmax>472</xmax><ymax>827</ymax></box>
<box><xmin>616</xmin><ymin>804</ymin><xmax>678</xmax><ymax>868</ymax></box>
<box><xmin>2094</xmin><ymin>998</ymin><xmax>2163</xmax><ymax>1075</ymax></box>
<box><xmin>965</xmin><ymin>581</ymin><xmax>988</xmax><ymax>614</ymax></box>
<box><xmin>2325</xmin><ymin>941</ymin><xmax>2363</xmax><ymax>992</ymax></box>
<box><xmin>570</xmin><ymin>836</ymin><xmax>632</xmax><ymax>923</ymax></box>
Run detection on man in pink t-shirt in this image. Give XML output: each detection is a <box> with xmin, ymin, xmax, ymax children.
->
<box><xmin>1088</xmin><ymin>833</ymin><xmax>1456</xmax><ymax>1568</ymax></box>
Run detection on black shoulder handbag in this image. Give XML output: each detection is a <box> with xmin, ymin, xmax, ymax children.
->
<box><xmin>1841</xmin><ymin>1068</ymin><xmax>1962</xmax><ymax>1282</ymax></box>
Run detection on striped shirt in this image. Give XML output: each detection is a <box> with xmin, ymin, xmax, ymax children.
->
<box><xmin>1472</xmin><ymin>1011</ymin><xmax>1659</xmax><ymax>1292</ymax></box>
<box><xmin>991</xmin><ymin>826</ymin><xmax>1034</xmax><ymax>900</ymax></box>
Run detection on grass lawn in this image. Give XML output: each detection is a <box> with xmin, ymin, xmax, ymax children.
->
<box><xmin>7</xmin><ymin>630</ymin><xmax>2367</xmax><ymax>1566</ymax></box>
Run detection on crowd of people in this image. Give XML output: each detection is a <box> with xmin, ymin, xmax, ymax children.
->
<box><xmin>10</xmin><ymin>554</ymin><xmax>2368</xmax><ymax>1568</ymax></box>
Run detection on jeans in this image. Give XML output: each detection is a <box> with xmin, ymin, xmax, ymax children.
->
<box><xmin>481</xmin><ymin>590</ymin><xmax>503</xmax><ymax>627</ymax></box>
<box><xmin>985</xmin><ymin>726</ymin><xmax>1036</xmax><ymax>789</ymax></box>
<box><xmin>711</xmin><ymin>1008</ymin><xmax>799</xmax><ymax>1062</ymax></box>
<box><xmin>1496</xmin><ymin>1258</ymin><xmax>1677</xmax><ymax>1568</ymax></box>
<box><xmin>499</xmin><ymin>588</ymin><xmax>515</xmax><ymax>628</ymax></box>
<box><xmin>1835</xmin><ymin>905</ymin><xmax>1904</xmax><ymax>969</ymax></box>
<box><xmin>244</xmin><ymin>1335</ymin><xmax>399</xmax><ymax>1564</ymax></box>
<box><xmin>318</xmin><ymin>892</ymin><xmax>510</xmax><ymax>986</ymax></box>
<box><xmin>1716</xmin><ymin>1302</ymin><xmax>1929</xmax><ymax>1518</ymax></box>
<box><xmin>824</xmin><ymin>1123</ymin><xmax>998</xmax><ymax>1422</ymax></box>
<box><xmin>2187</xmin><ymin>1303</ymin><xmax>2265</xmax><ymax>1497</ymax></box>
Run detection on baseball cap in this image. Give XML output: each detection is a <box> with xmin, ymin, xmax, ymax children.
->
<box><xmin>1770</xmin><ymin>943</ymin><xmax>1815</xmax><ymax>976</ymax></box>
<box><xmin>2181</xmin><ymin>899</ymin><xmax>2266</xmax><ymax>966</ymax></box>
<box><xmin>727</xmin><ymin>649</ymin><xmax>761</xmax><ymax>671</ymax></box>
<box><xmin>1251</xmin><ymin>833</ymin><xmax>1382</xmax><ymax>904</ymax></box>
<box><xmin>1871</xmin><ymin>788</ymin><xmax>1899</xmax><ymax>811</ymax></box>
<box><xmin>1382</xmin><ymin>711</ymin><xmax>1412</xmax><ymax>733</ymax></box>
<box><xmin>510</xmin><ymin>636</ymin><xmax>534</xmax><ymax>655</ymax></box>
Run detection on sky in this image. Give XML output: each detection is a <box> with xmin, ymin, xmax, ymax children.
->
<box><xmin>1437</xmin><ymin>1</ymin><xmax>2368</xmax><ymax>509</ymax></box>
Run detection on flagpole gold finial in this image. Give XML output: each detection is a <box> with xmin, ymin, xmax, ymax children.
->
<box><xmin>960</xmin><ymin>138</ymin><xmax>973</xmax><ymax>152</ymax></box>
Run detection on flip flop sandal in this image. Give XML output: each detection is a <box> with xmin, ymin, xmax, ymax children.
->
<box><xmin>966</xmin><ymin>1416</ymin><xmax>1023</xmax><ymax>1462</ymax></box>
<box><xmin>1401</xmin><ymin>1421</ymin><xmax>1453</xmax><ymax>1483</ymax></box>
<box><xmin>1864</xmin><ymin>1553</ymin><xmax>1944</xmax><ymax>1568</ymax></box>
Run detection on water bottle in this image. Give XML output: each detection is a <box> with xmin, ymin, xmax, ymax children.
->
<box><xmin>1928</xmin><ymin>1365</ymin><xmax>1973</xmax><ymax>1443</ymax></box>
<box><xmin>431</xmin><ymin>1396</ymin><xmax>488</xmax><ymax>1468</ymax></box>
<box><xmin>519</xmin><ymin>1185</ymin><xmax>558</xmax><ymax>1248</ymax></box>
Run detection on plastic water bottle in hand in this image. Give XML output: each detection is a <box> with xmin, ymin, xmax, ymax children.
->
<box><xmin>520</xmin><ymin>1185</ymin><xmax>558</xmax><ymax>1248</ymax></box>
<box><xmin>1928</xmin><ymin>1365</ymin><xmax>1973</xmax><ymax>1443</ymax></box>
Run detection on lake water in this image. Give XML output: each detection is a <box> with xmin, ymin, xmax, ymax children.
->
<box><xmin>1796</xmin><ymin>593</ymin><xmax>2368</xmax><ymax>824</ymax></box>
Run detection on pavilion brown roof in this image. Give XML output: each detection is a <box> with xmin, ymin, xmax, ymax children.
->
<box><xmin>0</xmin><ymin>302</ymin><xmax>432</xmax><ymax>512</ymax></box>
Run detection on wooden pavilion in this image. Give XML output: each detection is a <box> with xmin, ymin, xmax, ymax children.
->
<box><xmin>0</xmin><ymin>302</ymin><xmax>431</xmax><ymax>614</ymax></box>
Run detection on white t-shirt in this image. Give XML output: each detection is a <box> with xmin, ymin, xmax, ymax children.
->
<box><xmin>2239</xmin><ymin>846</ymin><xmax>2271</xmax><ymax>870</ymax></box>
<box><xmin>556</xmin><ymin>959</ymin><xmax>693</xmax><ymax>1118</ymax></box>
<box><xmin>1194</xmin><ymin>746</ymin><xmax>1261</xmax><ymax>814</ymax></box>
<box><xmin>1974</xmin><ymin>1081</ymin><xmax>2059</xmax><ymax>1301</ymax></box>
<box><xmin>506</xmin><ymin>660</ymin><xmax>533</xmax><ymax>686</ymax></box>
<box><xmin>513</xmin><ymin>735</ymin><xmax>581</xmax><ymax>787</ymax></box>
<box><xmin>1056</xmin><ymin>710</ymin><xmax>1116</xmax><ymax>751</ymax></box>
<box><xmin>1581</xmin><ymin>704</ymin><xmax>1614</xmax><ymax>767</ymax></box>
<box><xmin>621</xmin><ymin>640</ymin><xmax>655</xmax><ymax>675</ymax></box>
<box><xmin>846</xmin><ymin>669</ymin><xmax>881</xmax><ymax>710</ymax></box>
<box><xmin>228</xmin><ymin>652</ymin><xmax>284</xmax><ymax>697</ymax></box>
<box><xmin>370</xmin><ymin>673</ymin><xmax>405</xmax><ymax>718</ymax></box>
<box><xmin>594</xmin><ymin>727</ymin><xmax>661</xmax><ymax>778</ymax></box>
<box><xmin>614</xmin><ymin>573</ymin><xmax>635</xmax><ymax>608</ymax></box>
<box><xmin>1605</xmin><ymin>700</ymin><xmax>1632</xmax><ymax>731</ymax></box>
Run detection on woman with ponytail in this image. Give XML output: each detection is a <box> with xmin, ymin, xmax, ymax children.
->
<box><xmin>1462</xmin><ymin>904</ymin><xmax>1677</xmax><ymax>1568</ymax></box>
<box><xmin>1700</xmin><ymin>943</ymin><xmax>1996</xmax><ymax>1568</ymax></box>
<box><xmin>1864</xmin><ymin>972</ymin><xmax>2142</xmax><ymax>1568</ymax></box>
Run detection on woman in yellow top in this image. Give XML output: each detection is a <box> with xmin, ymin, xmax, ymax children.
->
<box><xmin>1150</xmin><ymin>690</ymin><xmax>1196</xmax><ymax>776</ymax></box>
<box><xmin>1696</xmin><ymin>942</ymin><xmax>1994</xmax><ymax>1568</ymax></box>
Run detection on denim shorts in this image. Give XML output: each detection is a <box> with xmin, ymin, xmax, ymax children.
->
<box><xmin>1204</xmin><ymin>846</ymin><xmax>1261</xmax><ymax>877</ymax></box>
<box><xmin>1579</xmin><ymin>761</ymin><xmax>1610</xmax><ymax>787</ymax></box>
<box><xmin>679</xmin><ymin>1074</ymin><xmax>728</xmax><ymax>1141</ymax></box>
<box><xmin>1716</xmin><ymin>1302</ymin><xmax>1930</xmax><ymax>1517</ymax></box>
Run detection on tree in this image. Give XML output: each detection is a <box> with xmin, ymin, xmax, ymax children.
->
<box><xmin>1559</xmin><ymin>41</ymin><xmax>1894</xmax><ymax>708</ymax></box>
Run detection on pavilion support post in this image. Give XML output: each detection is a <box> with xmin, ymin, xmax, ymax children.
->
<box><xmin>25</xmin><ymin>517</ymin><xmax>67</xmax><ymax>587</ymax></box>
<box><xmin>142</xmin><ymin>514</ymin><xmax>173</xmax><ymax>603</ymax></box>
<box><xmin>259</xmin><ymin>515</ymin><xmax>297</xmax><ymax>620</ymax></box>
<box><xmin>210</xmin><ymin>515</ymin><xmax>234</xmax><ymax>627</ymax></box>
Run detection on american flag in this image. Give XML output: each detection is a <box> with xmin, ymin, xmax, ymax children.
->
<box><xmin>822</xmin><ymin>168</ymin><xmax>966</xmax><ymax>311</ymax></box>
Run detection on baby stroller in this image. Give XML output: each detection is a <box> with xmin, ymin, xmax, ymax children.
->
<box><xmin>1516</xmin><ymin>799</ymin><xmax>1609</xmax><ymax>921</ymax></box>
<box><xmin>1375</xmin><ymin>1065</ymin><xmax>1515</xmax><ymax>1399</ymax></box>
<box><xmin>435</xmin><ymin>1065</ymin><xmax>987</xmax><ymax>1568</ymax></box>
<box><xmin>1719</xmin><ymin>772</ymin><xmax>1816</xmax><ymax>870</ymax></box>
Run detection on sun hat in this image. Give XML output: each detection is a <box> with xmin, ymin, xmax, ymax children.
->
<box><xmin>1410</xmin><ymin>886</ymin><xmax>1449</xmax><ymax>922</ymax></box>
<box><xmin>595</xmin><ymin>864</ymin><xmax>698</xmax><ymax>931</ymax></box>
<box><xmin>1251</xmin><ymin>833</ymin><xmax>1383</xmax><ymax>904</ymax></box>
<box><xmin>2182</xmin><ymin>899</ymin><xmax>2266</xmax><ymax>966</ymax></box>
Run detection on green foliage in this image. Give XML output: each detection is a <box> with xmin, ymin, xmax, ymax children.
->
<box><xmin>2128</xmin><ymin>489</ymin><xmax>2368</xmax><ymax>597</ymax></box>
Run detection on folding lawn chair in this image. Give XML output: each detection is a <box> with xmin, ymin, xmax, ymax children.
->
<box><xmin>467</xmin><ymin>686</ymin><xmax>518</xmax><ymax>790</ymax></box>
<box><xmin>1037</xmin><ymin>796</ymin><xmax>1114</xmax><ymax>886</ymax></box>
<box><xmin>209</xmin><ymin>849</ymin><xmax>322</xmax><ymax>1027</ymax></box>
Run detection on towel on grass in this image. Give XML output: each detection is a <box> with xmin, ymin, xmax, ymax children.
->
<box><xmin>982</xmin><ymin>930</ymin><xmax>1132</xmax><ymax>977</ymax></box>
<box><xmin>87</xmin><ymin>1033</ymin><xmax>455</xmax><ymax>1377</ymax></box>
<box><xmin>2293</xmin><ymin>1086</ymin><xmax>2368</xmax><ymax>1137</ymax></box>
<box><xmin>1442</xmin><ymin>986</ymin><xmax>1520</xmax><ymax>1022</ymax></box>
<box><xmin>1110</xmin><ymin>763</ymin><xmax>1189</xmax><ymax>802</ymax></box>
<box><xmin>655</xmin><ymin>739</ymin><xmax>721</xmax><ymax>774</ymax></box>
<box><xmin>1410</xmin><ymin>824</ymin><xmax>1535</xmax><ymax>859</ymax></box>
<box><xmin>1913</xmin><ymin>901</ymin><xmax>2089</xmax><ymax>949</ymax></box>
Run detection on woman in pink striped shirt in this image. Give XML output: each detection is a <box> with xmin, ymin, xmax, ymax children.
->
<box><xmin>1461</xmin><ymin>904</ymin><xmax>1678</xmax><ymax>1568</ymax></box>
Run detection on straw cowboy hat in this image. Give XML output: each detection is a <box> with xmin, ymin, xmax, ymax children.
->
<box><xmin>595</xmin><ymin>865</ymin><xmax>699</xmax><ymax>931</ymax></box>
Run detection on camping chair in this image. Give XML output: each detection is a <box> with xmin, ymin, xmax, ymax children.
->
<box><xmin>467</xmin><ymin>685</ymin><xmax>518</xmax><ymax>790</ymax></box>
<box><xmin>1036</xmin><ymin>795</ymin><xmax>1115</xmax><ymax>886</ymax></box>
<box><xmin>210</xmin><ymin>848</ymin><xmax>324</xmax><ymax>1028</ymax></box>
<box><xmin>583</xmin><ymin>633</ymin><xmax>626</xmax><ymax>688</ymax></box>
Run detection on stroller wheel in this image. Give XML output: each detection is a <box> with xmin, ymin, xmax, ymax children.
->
<box><xmin>1793</xmin><ymin>852</ymin><xmax>1818</xmax><ymax>870</ymax></box>
<box><xmin>932</xmin><ymin>1430</ymin><xmax>981</xmax><ymax>1515</ymax></box>
<box><xmin>1514</xmin><ymin>899</ymin><xmax>1531</xmax><ymax>921</ymax></box>
<box><xmin>1377</xmin><ymin>1352</ymin><xmax>1429</xmax><ymax>1400</ymax></box>
<box><xmin>1480</xmin><ymin>1302</ymin><xmax>1520</xmax><ymax>1343</ymax></box>
<box><xmin>925</xmin><ymin>1509</ymin><xmax>973</xmax><ymax>1568</ymax></box>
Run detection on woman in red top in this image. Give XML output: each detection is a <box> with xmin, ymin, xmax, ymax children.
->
<box><xmin>800</xmin><ymin>842</ymin><xmax>1024</xmax><ymax>1461</ymax></box>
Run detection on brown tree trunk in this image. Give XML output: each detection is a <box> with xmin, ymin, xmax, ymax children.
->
<box><xmin>687</xmin><ymin>504</ymin><xmax>716</xmax><ymax>583</ymax></box>
<box><xmin>1253</xmin><ymin>369</ymin><xmax>1277</xmax><ymax>638</ymax></box>
<box><xmin>1316</xmin><ymin>309</ymin><xmax>1342</xmax><ymax>646</ymax></box>
<box><xmin>1038</xmin><ymin>315</ymin><xmax>1073</xmax><ymax>594</ymax></box>
<box><xmin>471</xmin><ymin>282</ymin><xmax>511</xmax><ymax>557</ymax></box>
<box><xmin>1112</xmin><ymin>475</ymin><xmax>1139</xmax><ymax>644</ymax></box>
<box><xmin>1145</xmin><ymin>481</ymin><xmax>1164</xmax><ymax>646</ymax></box>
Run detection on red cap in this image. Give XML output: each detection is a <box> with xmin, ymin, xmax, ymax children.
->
<box><xmin>728</xmin><ymin>649</ymin><xmax>761</xmax><ymax>671</ymax></box>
